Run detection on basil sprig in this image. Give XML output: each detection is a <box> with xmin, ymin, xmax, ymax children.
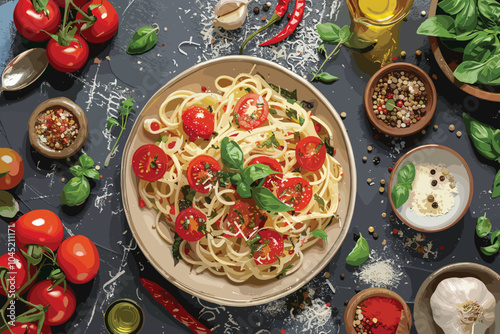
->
<box><xmin>463</xmin><ymin>113</ymin><xmax>500</xmax><ymax>198</ymax></box>
<box><xmin>127</xmin><ymin>25</ymin><xmax>159</xmax><ymax>55</ymax></box>
<box><xmin>345</xmin><ymin>233</ymin><xmax>369</xmax><ymax>266</ymax></box>
<box><xmin>61</xmin><ymin>155</ymin><xmax>100</xmax><ymax>207</ymax></box>
<box><xmin>475</xmin><ymin>212</ymin><xmax>500</xmax><ymax>256</ymax></box>
<box><xmin>391</xmin><ymin>162</ymin><xmax>415</xmax><ymax>209</ymax></box>
<box><xmin>220</xmin><ymin>138</ymin><xmax>292</xmax><ymax>212</ymax></box>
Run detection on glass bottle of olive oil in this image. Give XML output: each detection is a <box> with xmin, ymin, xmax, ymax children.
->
<box><xmin>347</xmin><ymin>0</ymin><xmax>413</xmax><ymax>26</ymax></box>
<box><xmin>104</xmin><ymin>299</ymin><xmax>145</xmax><ymax>334</ymax></box>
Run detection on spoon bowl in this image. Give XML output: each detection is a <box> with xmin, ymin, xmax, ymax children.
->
<box><xmin>1</xmin><ymin>48</ymin><xmax>48</xmax><ymax>93</ymax></box>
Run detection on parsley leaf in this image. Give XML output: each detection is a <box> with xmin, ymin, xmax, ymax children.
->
<box><xmin>314</xmin><ymin>194</ymin><xmax>325</xmax><ymax>211</ymax></box>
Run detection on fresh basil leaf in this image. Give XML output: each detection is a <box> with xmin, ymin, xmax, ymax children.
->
<box><xmin>398</xmin><ymin>162</ymin><xmax>415</xmax><ymax>187</ymax></box>
<box><xmin>79</xmin><ymin>154</ymin><xmax>95</xmax><ymax>169</ymax></box>
<box><xmin>127</xmin><ymin>26</ymin><xmax>158</xmax><ymax>55</ymax></box>
<box><xmin>492</xmin><ymin>169</ymin><xmax>500</xmax><ymax>198</ymax></box>
<box><xmin>0</xmin><ymin>190</ymin><xmax>19</xmax><ymax>218</ymax></box>
<box><xmin>476</xmin><ymin>213</ymin><xmax>492</xmax><ymax>238</ymax></box>
<box><xmin>221</xmin><ymin>137</ymin><xmax>244</xmax><ymax>170</ymax></box>
<box><xmin>242</xmin><ymin>164</ymin><xmax>281</xmax><ymax>185</ymax></box>
<box><xmin>438</xmin><ymin>0</ymin><xmax>467</xmax><ymax>15</ymax></box>
<box><xmin>286</xmin><ymin>108</ymin><xmax>298</xmax><ymax>120</ymax></box>
<box><xmin>324</xmin><ymin>137</ymin><xmax>334</xmax><ymax>156</ymax></box>
<box><xmin>417</xmin><ymin>15</ymin><xmax>456</xmax><ymax>38</ymax></box>
<box><xmin>218</xmin><ymin>170</ymin><xmax>236</xmax><ymax>188</ymax></box>
<box><xmin>84</xmin><ymin>168</ymin><xmax>100</xmax><ymax>180</ymax></box>
<box><xmin>314</xmin><ymin>194</ymin><xmax>325</xmax><ymax>211</ymax></box>
<box><xmin>386</xmin><ymin>99</ymin><xmax>397</xmax><ymax>111</ymax></box>
<box><xmin>107</xmin><ymin>117</ymin><xmax>120</xmax><ymax>131</ymax></box>
<box><xmin>269</xmin><ymin>108</ymin><xmax>278</xmax><ymax>115</ymax></box>
<box><xmin>391</xmin><ymin>183</ymin><xmax>410</xmax><ymax>209</ymax></box>
<box><xmin>264</xmin><ymin>80</ymin><xmax>298</xmax><ymax>101</ymax></box>
<box><xmin>454</xmin><ymin>60</ymin><xmax>487</xmax><ymax>85</ymax></box>
<box><xmin>478</xmin><ymin>0</ymin><xmax>500</xmax><ymax>28</ymax></box>
<box><xmin>441</xmin><ymin>37</ymin><xmax>468</xmax><ymax>53</ymax></box>
<box><xmin>299</xmin><ymin>116</ymin><xmax>305</xmax><ymax>126</ymax></box>
<box><xmin>252</xmin><ymin>187</ymin><xmax>292</xmax><ymax>212</ymax></box>
<box><xmin>455</xmin><ymin>0</ymin><xmax>478</xmax><ymax>35</ymax></box>
<box><xmin>60</xmin><ymin>177</ymin><xmax>90</xmax><ymax>206</ymax></box>
<box><xmin>480</xmin><ymin>241</ymin><xmax>500</xmax><ymax>256</ymax></box>
<box><xmin>346</xmin><ymin>233</ymin><xmax>369</xmax><ymax>266</ymax></box>
<box><xmin>462</xmin><ymin>113</ymin><xmax>497</xmax><ymax>161</ymax></box>
<box><xmin>316</xmin><ymin>22</ymin><xmax>342</xmax><ymax>44</ymax></box>
<box><xmin>339</xmin><ymin>25</ymin><xmax>351</xmax><ymax>42</ymax></box>
<box><xmin>311</xmin><ymin>229</ymin><xmax>328</xmax><ymax>243</ymax></box>
<box><xmin>343</xmin><ymin>33</ymin><xmax>376</xmax><ymax>52</ymax></box>
<box><xmin>492</xmin><ymin>131</ymin><xmax>500</xmax><ymax>157</ymax></box>
<box><xmin>455</xmin><ymin>31</ymin><xmax>482</xmax><ymax>41</ymax></box>
<box><xmin>70</xmin><ymin>165</ymin><xmax>84</xmax><ymax>177</ymax></box>
<box><xmin>314</xmin><ymin>72</ymin><xmax>339</xmax><ymax>83</ymax></box>
<box><xmin>237</xmin><ymin>182</ymin><xmax>252</xmax><ymax>198</ymax></box>
<box><xmin>258</xmin><ymin>134</ymin><xmax>280</xmax><ymax>149</ymax></box>
<box><xmin>477</xmin><ymin>54</ymin><xmax>500</xmax><ymax>85</ymax></box>
<box><xmin>492</xmin><ymin>230</ymin><xmax>500</xmax><ymax>245</ymax></box>
<box><xmin>464</xmin><ymin>34</ymin><xmax>500</xmax><ymax>62</ymax></box>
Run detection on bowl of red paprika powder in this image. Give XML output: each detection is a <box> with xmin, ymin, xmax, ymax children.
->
<box><xmin>344</xmin><ymin>287</ymin><xmax>412</xmax><ymax>334</ymax></box>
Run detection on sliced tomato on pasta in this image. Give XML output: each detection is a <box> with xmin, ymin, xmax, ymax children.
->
<box><xmin>132</xmin><ymin>144</ymin><xmax>170</xmax><ymax>182</ymax></box>
<box><xmin>223</xmin><ymin>201</ymin><xmax>267</xmax><ymax>238</ymax></box>
<box><xmin>175</xmin><ymin>208</ymin><xmax>207</xmax><ymax>242</ymax></box>
<box><xmin>295</xmin><ymin>136</ymin><xmax>326</xmax><ymax>172</ymax></box>
<box><xmin>277</xmin><ymin>177</ymin><xmax>313</xmax><ymax>212</ymax></box>
<box><xmin>248</xmin><ymin>156</ymin><xmax>283</xmax><ymax>190</ymax></box>
<box><xmin>252</xmin><ymin>229</ymin><xmax>284</xmax><ymax>265</ymax></box>
<box><xmin>234</xmin><ymin>93</ymin><xmax>269</xmax><ymax>130</ymax></box>
<box><xmin>187</xmin><ymin>155</ymin><xmax>221</xmax><ymax>193</ymax></box>
<box><xmin>181</xmin><ymin>106</ymin><xmax>215</xmax><ymax>141</ymax></box>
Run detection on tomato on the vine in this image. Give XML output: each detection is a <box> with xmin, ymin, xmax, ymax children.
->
<box><xmin>0</xmin><ymin>148</ymin><xmax>24</xmax><ymax>190</ymax></box>
<box><xmin>0</xmin><ymin>251</ymin><xmax>33</xmax><ymax>296</ymax></box>
<box><xmin>15</xmin><ymin>210</ymin><xmax>64</xmax><ymax>252</ymax></box>
<box><xmin>13</xmin><ymin>0</ymin><xmax>61</xmax><ymax>42</ymax></box>
<box><xmin>186</xmin><ymin>155</ymin><xmax>221</xmax><ymax>193</ymax></box>
<box><xmin>46</xmin><ymin>34</ymin><xmax>89</xmax><ymax>73</ymax></box>
<box><xmin>54</xmin><ymin>0</ymin><xmax>88</xmax><ymax>7</ymax></box>
<box><xmin>27</xmin><ymin>280</ymin><xmax>76</xmax><ymax>326</ymax></box>
<box><xmin>132</xmin><ymin>144</ymin><xmax>170</xmax><ymax>182</ymax></box>
<box><xmin>223</xmin><ymin>201</ymin><xmax>267</xmax><ymax>238</ymax></box>
<box><xmin>295</xmin><ymin>136</ymin><xmax>326</xmax><ymax>172</ymax></box>
<box><xmin>175</xmin><ymin>208</ymin><xmax>207</xmax><ymax>242</ymax></box>
<box><xmin>234</xmin><ymin>93</ymin><xmax>269</xmax><ymax>130</ymax></box>
<box><xmin>0</xmin><ymin>323</ymin><xmax>48</xmax><ymax>334</ymax></box>
<box><xmin>277</xmin><ymin>177</ymin><xmax>312</xmax><ymax>212</ymax></box>
<box><xmin>76</xmin><ymin>0</ymin><xmax>119</xmax><ymax>44</ymax></box>
<box><xmin>247</xmin><ymin>156</ymin><xmax>282</xmax><ymax>190</ymax></box>
<box><xmin>182</xmin><ymin>106</ymin><xmax>215</xmax><ymax>141</ymax></box>
<box><xmin>57</xmin><ymin>235</ymin><xmax>100</xmax><ymax>284</ymax></box>
<box><xmin>252</xmin><ymin>229</ymin><xmax>284</xmax><ymax>265</ymax></box>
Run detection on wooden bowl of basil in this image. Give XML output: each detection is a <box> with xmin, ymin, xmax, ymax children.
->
<box><xmin>421</xmin><ymin>0</ymin><xmax>500</xmax><ymax>102</ymax></box>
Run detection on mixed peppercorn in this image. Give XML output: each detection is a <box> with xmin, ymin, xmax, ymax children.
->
<box><xmin>35</xmin><ymin>108</ymin><xmax>79</xmax><ymax>150</ymax></box>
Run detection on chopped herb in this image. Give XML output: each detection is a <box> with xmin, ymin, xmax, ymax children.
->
<box><xmin>258</xmin><ymin>133</ymin><xmax>280</xmax><ymax>149</ymax></box>
<box><xmin>234</xmin><ymin>113</ymin><xmax>240</xmax><ymax>126</ymax></box>
<box><xmin>208</xmin><ymin>105</ymin><xmax>214</xmax><ymax>113</ymax></box>
<box><xmin>299</xmin><ymin>117</ymin><xmax>305</xmax><ymax>126</ymax></box>
<box><xmin>172</xmin><ymin>233</ymin><xmax>183</xmax><ymax>266</ymax></box>
<box><xmin>269</xmin><ymin>108</ymin><xmax>278</xmax><ymax>115</ymax></box>
<box><xmin>182</xmin><ymin>219</ymin><xmax>190</xmax><ymax>230</ymax></box>
<box><xmin>211</xmin><ymin>144</ymin><xmax>220</xmax><ymax>150</ymax></box>
<box><xmin>314</xmin><ymin>194</ymin><xmax>325</xmax><ymax>211</ymax></box>
<box><xmin>294</xmin><ymin>132</ymin><xmax>300</xmax><ymax>140</ymax></box>
<box><xmin>233</xmin><ymin>209</ymin><xmax>245</xmax><ymax>224</ymax></box>
<box><xmin>290</xmin><ymin>238</ymin><xmax>295</xmax><ymax>249</ymax></box>
<box><xmin>205</xmin><ymin>196</ymin><xmax>212</xmax><ymax>204</ymax></box>
<box><xmin>274</xmin><ymin>254</ymin><xmax>281</xmax><ymax>264</ymax></box>
<box><xmin>311</xmin><ymin>229</ymin><xmax>328</xmax><ymax>243</ymax></box>
<box><xmin>301</xmin><ymin>230</ymin><xmax>307</xmax><ymax>236</ymax></box>
<box><xmin>315</xmin><ymin>142</ymin><xmax>324</xmax><ymax>153</ymax></box>
<box><xmin>295</xmin><ymin>183</ymin><xmax>303</xmax><ymax>192</ymax></box>
<box><xmin>197</xmin><ymin>224</ymin><xmax>207</xmax><ymax>236</ymax></box>
<box><xmin>276</xmin><ymin>265</ymin><xmax>293</xmax><ymax>279</ymax></box>
<box><xmin>247</xmin><ymin>233</ymin><xmax>262</xmax><ymax>255</ymax></box>
<box><xmin>218</xmin><ymin>171</ymin><xmax>236</xmax><ymax>188</ymax></box>
<box><xmin>213</xmin><ymin>132</ymin><xmax>219</xmax><ymax>136</ymax></box>
<box><xmin>324</xmin><ymin>137</ymin><xmax>334</xmax><ymax>156</ymax></box>
<box><xmin>280</xmin><ymin>188</ymin><xmax>289</xmax><ymax>197</ymax></box>
<box><xmin>179</xmin><ymin>185</ymin><xmax>195</xmax><ymax>211</ymax></box>
<box><xmin>244</xmin><ymin>88</ymin><xmax>252</xmax><ymax>93</ymax></box>
<box><xmin>263</xmin><ymin>79</ymin><xmax>298</xmax><ymax>102</ymax></box>
<box><xmin>286</xmin><ymin>108</ymin><xmax>298</xmax><ymax>120</ymax></box>
<box><xmin>300</xmin><ymin>100</ymin><xmax>314</xmax><ymax>110</ymax></box>
<box><xmin>325</xmin><ymin>214</ymin><xmax>338</xmax><ymax>228</ymax></box>
<box><xmin>292</xmin><ymin>167</ymin><xmax>301</xmax><ymax>173</ymax></box>
<box><xmin>205</xmin><ymin>163</ymin><xmax>210</xmax><ymax>169</ymax></box>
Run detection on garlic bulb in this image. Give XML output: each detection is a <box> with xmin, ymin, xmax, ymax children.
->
<box><xmin>213</xmin><ymin>0</ymin><xmax>252</xmax><ymax>30</ymax></box>
<box><xmin>430</xmin><ymin>277</ymin><xmax>496</xmax><ymax>334</ymax></box>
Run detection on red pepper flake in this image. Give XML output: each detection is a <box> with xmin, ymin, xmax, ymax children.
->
<box><xmin>439</xmin><ymin>246</ymin><xmax>444</xmax><ymax>250</ymax></box>
<box><xmin>139</xmin><ymin>196</ymin><xmax>146</xmax><ymax>208</ymax></box>
<box><xmin>168</xmin><ymin>141</ymin><xmax>176</xmax><ymax>149</ymax></box>
<box><xmin>288</xmin><ymin>250</ymin><xmax>294</xmax><ymax>255</ymax></box>
<box><xmin>314</xmin><ymin>123</ymin><xmax>322</xmax><ymax>133</ymax></box>
<box><xmin>170</xmin><ymin>206</ymin><xmax>175</xmax><ymax>215</ymax></box>
<box><xmin>388</xmin><ymin>166</ymin><xmax>393</xmax><ymax>172</ymax></box>
<box><xmin>162</xmin><ymin>44</ymin><xmax>165</xmax><ymax>47</ymax></box>
<box><xmin>262</xmin><ymin>17</ymin><xmax>266</xmax><ymax>21</ymax></box>
<box><xmin>99</xmin><ymin>175</ymin><xmax>103</xmax><ymax>178</ymax></box>
<box><xmin>159</xmin><ymin>198</ymin><xmax>163</xmax><ymax>204</ymax></box>
<box><xmin>392</xmin><ymin>56</ymin><xmax>398</xmax><ymax>61</ymax></box>
<box><xmin>184</xmin><ymin>248</ymin><xmax>190</xmax><ymax>255</ymax></box>
<box><xmin>326</xmin><ymin>302</ymin><xmax>331</xmax><ymax>307</ymax></box>
<box><xmin>201</xmin><ymin>86</ymin><xmax>207</xmax><ymax>92</ymax></box>
<box><xmin>374</xmin><ymin>134</ymin><xmax>380</xmax><ymax>140</ymax></box>
<box><xmin>393</xmin><ymin>228</ymin><xmax>399</xmax><ymax>234</ymax></box>
<box><xmin>281</xmin><ymin>330</ymin><xmax>285</xmax><ymax>334</ymax></box>
<box><xmin>297</xmin><ymin>50</ymin><xmax>302</xmax><ymax>53</ymax></box>
<box><xmin>210</xmin><ymin>39</ymin><xmax>214</xmax><ymax>44</ymax></box>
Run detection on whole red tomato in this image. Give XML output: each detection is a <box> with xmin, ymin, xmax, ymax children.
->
<box><xmin>182</xmin><ymin>106</ymin><xmax>215</xmax><ymax>141</ymax></box>
<box><xmin>46</xmin><ymin>34</ymin><xmax>89</xmax><ymax>73</ymax></box>
<box><xmin>13</xmin><ymin>0</ymin><xmax>61</xmax><ymax>42</ymax></box>
<box><xmin>57</xmin><ymin>235</ymin><xmax>100</xmax><ymax>284</ymax></box>
<box><xmin>0</xmin><ymin>251</ymin><xmax>34</xmax><ymax>296</ymax></box>
<box><xmin>0</xmin><ymin>148</ymin><xmax>24</xmax><ymax>190</ymax></box>
<box><xmin>15</xmin><ymin>210</ymin><xmax>64</xmax><ymax>252</ymax></box>
<box><xmin>27</xmin><ymin>280</ymin><xmax>76</xmax><ymax>326</ymax></box>
<box><xmin>0</xmin><ymin>323</ymin><xmax>47</xmax><ymax>334</ymax></box>
<box><xmin>54</xmin><ymin>0</ymin><xmax>88</xmax><ymax>7</ymax></box>
<box><xmin>76</xmin><ymin>0</ymin><xmax>119</xmax><ymax>44</ymax></box>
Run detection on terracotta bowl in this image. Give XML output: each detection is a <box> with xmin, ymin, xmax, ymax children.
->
<box><xmin>344</xmin><ymin>287</ymin><xmax>412</xmax><ymax>334</ymax></box>
<box><xmin>388</xmin><ymin>144</ymin><xmax>473</xmax><ymax>232</ymax></box>
<box><xmin>28</xmin><ymin>97</ymin><xmax>88</xmax><ymax>159</ymax></box>
<box><xmin>414</xmin><ymin>263</ymin><xmax>500</xmax><ymax>334</ymax></box>
<box><xmin>428</xmin><ymin>0</ymin><xmax>500</xmax><ymax>102</ymax></box>
<box><xmin>364</xmin><ymin>62</ymin><xmax>437</xmax><ymax>137</ymax></box>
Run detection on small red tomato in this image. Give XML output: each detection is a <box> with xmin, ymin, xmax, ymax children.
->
<box><xmin>277</xmin><ymin>177</ymin><xmax>313</xmax><ymax>212</ymax></box>
<box><xmin>295</xmin><ymin>136</ymin><xmax>326</xmax><ymax>172</ymax></box>
<box><xmin>27</xmin><ymin>280</ymin><xmax>76</xmax><ymax>326</ymax></box>
<box><xmin>252</xmin><ymin>229</ymin><xmax>284</xmax><ymax>265</ymax></box>
<box><xmin>57</xmin><ymin>235</ymin><xmax>100</xmax><ymax>284</ymax></box>
<box><xmin>247</xmin><ymin>156</ymin><xmax>282</xmax><ymax>190</ymax></box>
<box><xmin>0</xmin><ymin>251</ymin><xmax>34</xmax><ymax>296</ymax></box>
<box><xmin>186</xmin><ymin>155</ymin><xmax>221</xmax><ymax>193</ymax></box>
<box><xmin>132</xmin><ymin>144</ymin><xmax>170</xmax><ymax>182</ymax></box>
<box><xmin>396</xmin><ymin>100</ymin><xmax>404</xmax><ymax>107</ymax></box>
<box><xmin>13</xmin><ymin>0</ymin><xmax>61</xmax><ymax>42</ymax></box>
<box><xmin>181</xmin><ymin>106</ymin><xmax>215</xmax><ymax>141</ymax></box>
<box><xmin>0</xmin><ymin>148</ymin><xmax>24</xmax><ymax>190</ymax></box>
<box><xmin>223</xmin><ymin>201</ymin><xmax>267</xmax><ymax>238</ymax></box>
<box><xmin>15</xmin><ymin>210</ymin><xmax>64</xmax><ymax>252</ymax></box>
<box><xmin>234</xmin><ymin>93</ymin><xmax>269</xmax><ymax>130</ymax></box>
<box><xmin>46</xmin><ymin>34</ymin><xmax>89</xmax><ymax>73</ymax></box>
<box><xmin>0</xmin><ymin>323</ymin><xmax>45</xmax><ymax>334</ymax></box>
<box><xmin>76</xmin><ymin>0</ymin><xmax>119</xmax><ymax>44</ymax></box>
<box><xmin>175</xmin><ymin>208</ymin><xmax>207</xmax><ymax>242</ymax></box>
<box><xmin>386</xmin><ymin>93</ymin><xmax>394</xmax><ymax>99</ymax></box>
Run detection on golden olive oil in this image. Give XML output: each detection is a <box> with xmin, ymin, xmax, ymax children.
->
<box><xmin>104</xmin><ymin>299</ymin><xmax>144</xmax><ymax>334</ymax></box>
<box><xmin>359</xmin><ymin>0</ymin><xmax>398</xmax><ymax>22</ymax></box>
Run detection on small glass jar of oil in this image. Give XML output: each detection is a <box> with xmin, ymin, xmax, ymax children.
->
<box><xmin>347</xmin><ymin>0</ymin><xmax>414</xmax><ymax>26</ymax></box>
<box><xmin>104</xmin><ymin>299</ymin><xmax>145</xmax><ymax>334</ymax></box>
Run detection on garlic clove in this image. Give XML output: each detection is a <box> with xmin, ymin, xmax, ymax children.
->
<box><xmin>213</xmin><ymin>0</ymin><xmax>252</xmax><ymax>31</ymax></box>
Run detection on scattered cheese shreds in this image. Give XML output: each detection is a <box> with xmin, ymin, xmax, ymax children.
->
<box><xmin>354</xmin><ymin>250</ymin><xmax>404</xmax><ymax>288</ymax></box>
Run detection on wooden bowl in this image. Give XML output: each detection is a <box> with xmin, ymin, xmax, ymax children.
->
<box><xmin>414</xmin><ymin>263</ymin><xmax>500</xmax><ymax>334</ymax></box>
<box><xmin>344</xmin><ymin>287</ymin><xmax>412</xmax><ymax>334</ymax></box>
<box><xmin>364</xmin><ymin>62</ymin><xmax>437</xmax><ymax>137</ymax></box>
<box><xmin>28</xmin><ymin>97</ymin><xmax>88</xmax><ymax>159</ymax></box>
<box><xmin>428</xmin><ymin>0</ymin><xmax>500</xmax><ymax>102</ymax></box>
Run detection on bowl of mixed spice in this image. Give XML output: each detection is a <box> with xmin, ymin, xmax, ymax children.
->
<box><xmin>28</xmin><ymin>97</ymin><xmax>88</xmax><ymax>159</ymax></box>
<box><xmin>364</xmin><ymin>63</ymin><xmax>437</xmax><ymax>137</ymax></box>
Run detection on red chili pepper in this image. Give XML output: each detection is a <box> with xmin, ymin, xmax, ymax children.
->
<box><xmin>140</xmin><ymin>278</ymin><xmax>211</xmax><ymax>334</ymax></box>
<box><xmin>259</xmin><ymin>0</ymin><xmax>305</xmax><ymax>47</ymax></box>
<box><xmin>239</xmin><ymin>0</ymin><xmax>291</xmax><ymax>54</ymax></box>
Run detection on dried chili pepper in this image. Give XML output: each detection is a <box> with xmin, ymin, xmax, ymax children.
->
<box><xmin>259</xmin><ymin>0</ymin><xmax>305</xmax><ymax>47</ymax></box>
<box><xmin>140</xmin><ymin>278</ymin><xmax>211</xmax><ymax>334</ymax></box>
<box><xmin>239</xmin><ymin>0</ymin><xmax>291</xmax><ymax>54</ymax></box>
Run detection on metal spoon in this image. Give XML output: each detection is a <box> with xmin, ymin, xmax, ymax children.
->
<box><xmin>0</xmin><ymin>48</ymin><xmax>48</xmax><ymax>93</ymax></box>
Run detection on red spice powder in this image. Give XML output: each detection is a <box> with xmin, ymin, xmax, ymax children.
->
<box><xmin>361</xmin><ymin>296</ymin><xmax>403</xmax><ymax>334</ymax></box>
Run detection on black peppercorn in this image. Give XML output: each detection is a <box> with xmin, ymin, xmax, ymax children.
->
<box><xmin>373</xmin><ymin>156</ymin><xmax>380</xmax><ymax>165</ymax></box>
<box><xmin>430</xmin><ymin>169</ymin><xmax>436</xmax><ymax>175</ymax></box>
<box><xmin>440</xmin><ymin>175</ymin><xmax>445</xmax><ymax>181</ymax></box>
<box><xmin>340</xmin><ymin>273</ymin><xmax>345</xmax><ymax>280</ymax></box>
<box><xmin>263</xmin><ymin>5</ymin><xmax>270</xmax><ymax>11</ymax></box>
<box><xmin>432</xmin><ymin>202</ymin><xmax>438</xmax><ymax>209</ymax></box>
<box><xmin>431</xmin><ymin>180</ymin><xmax>438</xmax><ymax>186</ymax></box>
<box><xmin>253</xmin><ymin>7</ymin><xmax>259</xmax><ymax>14</ymax></box>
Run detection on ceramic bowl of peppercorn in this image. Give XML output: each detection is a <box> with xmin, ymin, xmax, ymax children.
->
<box><xmin>364</xmin><ymin>62</ymin><xmax>437</xmax><ymax>137</ymax></box>
<box><xmin>344</xmin><ymin>287</ymin><xmax>412</xmax><ymax>334</ymax></box>
<box><xmin>28</xmin><ymin>97</ymin><xmax>89</xmax><ymax>159</ymax></box>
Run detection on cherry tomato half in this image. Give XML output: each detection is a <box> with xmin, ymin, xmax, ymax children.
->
<box><xmin>277</xmin><ymin>177</ymin><xmax>312</xmax><ymax>212</ymax></box>
<box><xmin>76</xmin><ymin>0</ymin><xmax>119</xmax><ymax>44</ymax></box>
<box><xmin>13</xmin><ymin>0</ymin><xmax>61</xmax><ymax>42</ymax></box>
<box><xmin>252</xmin><ymin>229</ymin><xmax>284</xmax><ymax>265</ymax></box>
<box><xmin>234</xmin><ymin>93</ymin><xmax>269</xmax><ymax>130</ymax></box>
<box><xmin>175</xmin><ymin>208</ymin><xmax>207</xmax><ymax>242</ymax></box>
<box><xmin>0</xmin><ymin>148</ymin><xmax>24</xmax><ymax>190</ymax></box>
<box><xmin>46</xmin><ymin>34</ymin><xmax>89</xmax><ymax>73</ymax></box>
<box><xmin>57</xmin><ymin>235</ymin><xmax>100</xmax><ymax>284</ymax></box>
<box><xmin>295</xmin><ymin>136</ymin><xmax>326</xmax><ymax>172</ymax></box>
<box><xmin>27</xmin><ymin>280</ymin><xmax>76</xmax><ymax>326</ymax></box>
<box><xmin>182</xmin><ymin>106</ymin><xmax>215</xmax><ymax>142</ymax></box>
<box><xmin>0</xmin><ymin>323</ymin><xmax>47</xmax><ymax>334</ymax></box>
<box><xmin>248</xmin><ymin>156</ymin><xmax>282</xmax><ymax>190</ymax></box>
<box><xmin>132</xmin><ymin>144</ymin><xmax>170</xmax><ymax>182</ymax></box>
<box><xmin>186</xmin><ymin>155</ymin><xmax>221</xmax><ymax>194</ymax></box>
<box><xmin>223</xmin><ymin>201</ymin><xmax>267</xmax><ymax>238</ymax></box>
<box><xmin>15</xmin><ymin>210</ymin><xmax>64</xmax><ymax>252</ymax></box>
<box><xmin>0</xmin><ymin>251</ymin><xmax>34</xmax><ymax>296</ymax></box>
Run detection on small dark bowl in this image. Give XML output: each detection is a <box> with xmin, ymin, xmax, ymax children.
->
<box><xmin>28</xmin><ymin>97</ymin><xmax>88</xmax><ymax>159</ymax></box>
<box><xmin>364</xmin><ymin>62</ymin><xmax>437</xmax><ymax>137</ymax></box>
